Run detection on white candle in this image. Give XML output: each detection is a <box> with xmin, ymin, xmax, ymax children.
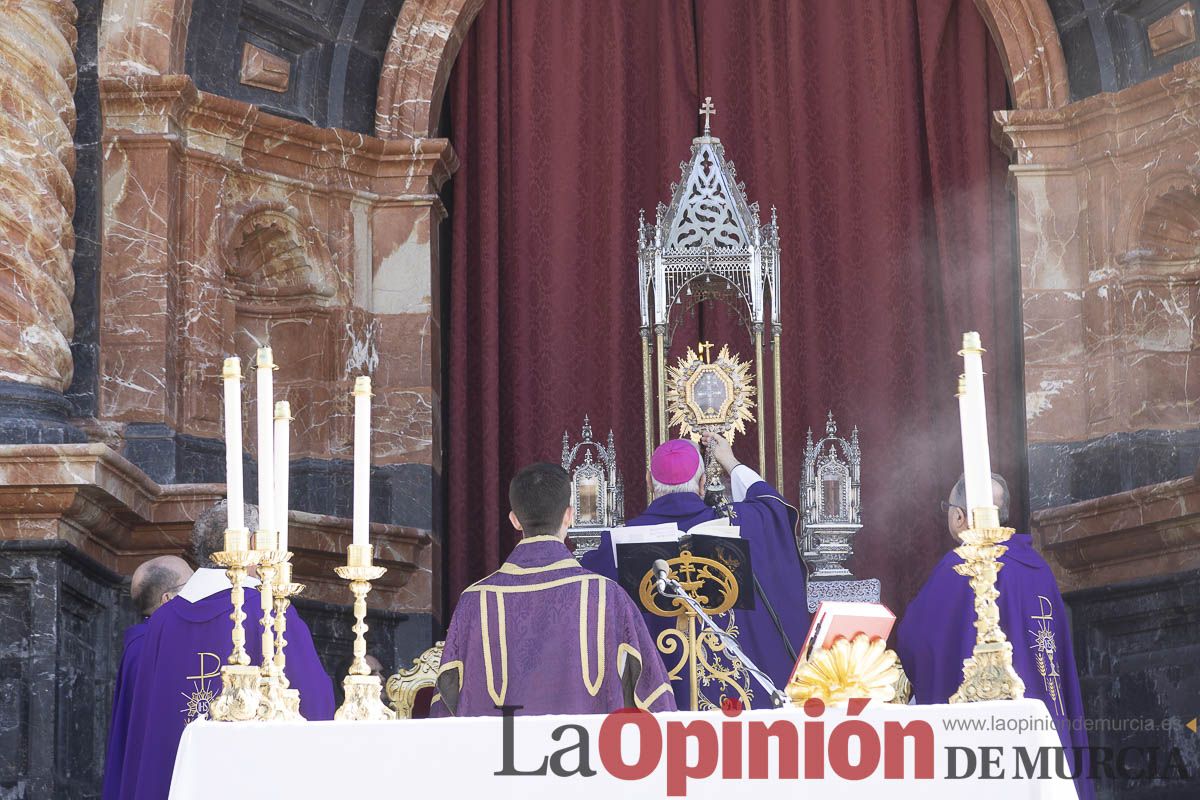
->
<box><xmin>222</xmin><ymin>357</ymin><xmax>244</xmax><ymax>531</ymax></box>
<box><xmin>256</xmin><ymin>347</ymin><xmax>275</xmax><ymax>536</ymax></box>
<box><xmin>960</xmin><ymin>332</ymin><xmax>994</xmax><ymax>519</ymax></box>
<box><xmin>274</xmin><ymin>400</ymin><xmax>291</xmax><ymax>552</ymax></box>
<box><xmin>352</xmin><ymin>376</ymin><xmax>372</xmax><ymax>548</ymax></box>
<box><xmin>957</xmin><ymin>374</ymin><xmax>984</xmax><ymax>518</ymax></box>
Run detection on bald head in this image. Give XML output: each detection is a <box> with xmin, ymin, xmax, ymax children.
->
<box><xmin>131</xmin><ymin>556</ymin><xmax>193</xmax><ymax>616</ymax></box>
<box><xmin>947</xmin><ymin>473</ymin><xmax>1011</xmax><ymax>540</ymax></box>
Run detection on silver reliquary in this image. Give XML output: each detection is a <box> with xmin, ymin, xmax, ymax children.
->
<box><xmin>800</xmin><ymin>412</ymin><xmax>880</xmax><ymax>611</ymax></box>
<box><xmin>561</xmin><ymin>416</ymin><xmax>625</xmax><ymax>554</ymax></box>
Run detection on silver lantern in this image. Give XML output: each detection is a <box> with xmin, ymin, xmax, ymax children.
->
<box><xmin>800</xmin><ymin>412</ymin><xmax>880</xmax><ymax>611</ymax></box>
<box><xmin>561</xmin><ymin>415</ymin><xmax>625</xmax><ymax>555</ymax></box>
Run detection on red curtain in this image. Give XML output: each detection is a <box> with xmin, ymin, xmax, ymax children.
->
<box><xmin>446</xmin><ymin>0</ymin><xmax>1020</xmax><ymax>617</ymax></box>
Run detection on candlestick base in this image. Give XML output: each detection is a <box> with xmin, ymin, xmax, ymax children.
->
<box><xmin>335</xmin><ymin>674</ymin><xmax>395</xmax><ymax>721</ymax></box>
<box><xmin>210</xmin><ymin>664</ymin><xmax>263</xmax><ymax>721</ymax></box>
<box><xmin>950</xmin><ymin>641</ymin><xmax>1026</xmax><ymax>703</ymax></box>
<box><xmin>258</xmin><ymin>678</ymin><xmax>305</xmax><ymax>722</ymax></box>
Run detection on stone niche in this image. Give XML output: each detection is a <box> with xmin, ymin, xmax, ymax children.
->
<box><xmin>98</xmin><ymin>76</ymin><xmax>454</xmax><ymax>530</ymax></box>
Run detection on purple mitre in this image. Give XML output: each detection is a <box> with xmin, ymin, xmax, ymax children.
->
<box><xmin>431</xmin><ymin>536</ymin><xmax>675</xmax><ymax>716</ymax></box>
<box><xmin>896</xmin><ymin>533</ymin><xmax>1095</xmax><ymax>800</ymax></box>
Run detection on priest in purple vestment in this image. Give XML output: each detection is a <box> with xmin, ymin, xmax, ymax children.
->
<box><xmin>896</xmin><ymin>474</ymin><xmax>1094</xmax><ymax>800</ymax></box>
<box><xmin>580</xmin><ymin>436</ymin><xmax>809</xmax><ymax>711</ymax></box>
<box><xmin>102</xmin><ymin>556</ymin><xmax>193</xmax><ymax>800</ymax></box>
<box><xmin>431</xmin><ymin>463</ymin><xmax>675</xmax><ymax>716</ymax></box>
<box><xmin>118</xmin><ymin>502</ymin><xmax>335</xmax><ymax>800</ymax></box>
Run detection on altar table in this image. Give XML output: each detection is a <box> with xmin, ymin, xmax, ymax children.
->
<box><xmin>168</xmin><ymin>699</ymin><xmax>1079</xmax><ymax>799</ymax></box>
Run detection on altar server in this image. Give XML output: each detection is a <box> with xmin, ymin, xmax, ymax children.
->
<box><xmin>102</xmin><ymin>556</ymin><xmax>192</xmax><ymax>800</ymax></box>
<box><xmin>581</xmin><ymin>435</ymin><xmax>809</xmax><ymax>710</ymax></box>
<box><xmin>118</xmin><ymin>502</ymin><xmax>335</xmax><ymax>800</ymax></box>
<box><xmin>897</xmin><ymin>474</ymin><xmax>1094</xmax><ymax>800</ymax></box>
<box><xmin>431</xmin><ymin>463</ymin><xmax>675</xmax><ymax>716</ymax></box>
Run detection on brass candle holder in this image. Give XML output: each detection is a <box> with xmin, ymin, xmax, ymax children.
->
<box><xmin>269</xmin><ymin>560</ymin><xmax>306</xmax><ymax>720</ymax></box>
<box><xmin>950</xmin><ymin>505</ymin><xmax>1026</xmax><ymax>703</ymax></box>
<box><xmin>209</xmin><ymin>528</ymin><xmax>263</xmax><ymax>721</ymax></box>
<box><xmin>253</xmin><ymin>529</ymin><xmax>290</xmax><ymax>720</ymax></box>
<box><xmin>334</xmin><ymin>543</ymin><xmax>395</xmax><ymax>720</ymax></box>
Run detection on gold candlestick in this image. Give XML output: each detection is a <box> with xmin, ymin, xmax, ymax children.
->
<box><xmin>269</xmin><ymin>560</ymin><xmax>306</xmax><ymax>720</ymax></box>
<box><xmin>334</xmin><ymin>543</ymin><xmax>395</xmax><ymax>720</ymax></box>
<box><xmin>253</xmin><ymin>530</ymin><xmax>290</xmax><ymax>720</ymax></box>
<box><xmin>209</xmin><ymin>528</ymin><xmax>263</xmax><ymax>721</ymax></box>
<box><xmin>950</xmin><ymin>506</ymin><xmax>1026</xmax><ymax>703</ymax></box>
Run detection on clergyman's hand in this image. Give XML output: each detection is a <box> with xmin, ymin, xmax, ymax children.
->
<box><xmin>702</xmin><ymin>433</ymin><xmax>739</xmax><ymax>474</ymax></box>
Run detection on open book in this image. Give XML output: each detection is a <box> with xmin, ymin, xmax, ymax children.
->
<box><xmin>607</xmin><ymin>519</ymin><xmax>741</xmax><ymax>561</ymax></box>
<box><xmin>609</xmin><ymin>519</ymin><xmax>755</xmax><ymax>611</ymax></box>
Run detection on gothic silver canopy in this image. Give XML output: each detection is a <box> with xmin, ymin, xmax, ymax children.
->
<box><xmin>637</xmin><ymin>98</ymin><xmax>786</xmax><ymax>485</ymax></box>
<box><xmin>637</xmin><ymin>97</ymin><xmax>781</xmax><ymax>337</ymax></box>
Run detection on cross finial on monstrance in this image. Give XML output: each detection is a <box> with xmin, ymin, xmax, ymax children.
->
<box><xmin>698</xmin><ymin>341</ymin><xmax>715</xmax><ymax>364</ymax></box>
<box><xmin>699</xmin><ymin>97</ymin><xmax>716</xmax><ymax>135</ymax></box>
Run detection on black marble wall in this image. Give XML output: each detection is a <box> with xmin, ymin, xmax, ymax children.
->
<box><xmin>184</xmin><ymin>0</ymin><xmax>406</xmax><ymax>134</ymax></box>
<box><xmin>0</xmin><ymin>541</ymin><xmax>133</xmax><ymax>800</ymax></box>
<box><xmin>1049</xmin><ymin>0</ymin><xmax>1200</xmax><ymax>100</ymax></box>
<box><xmin>295</xmin><ymin>599</ymin><xmax>436</xmax><ymax>707</ymax></box>
<box><xmin>1027</xmin><ymin>428</ymin><xmax>1200</xmax><ymax>510</ymax></box>
<box><xmin>119</xmin><ymin>424</ymin><xmax>434</xmax><ymax>530</ymax></box>
<box><xmin>1068</xmin><ymin>570</ymin><xmax>1200</xmax><ymax>799</ymax></box>
<box><xmin>66</xmin><ymin>0</ymin><xmax>102</xmax><ymax>418</ymax></box>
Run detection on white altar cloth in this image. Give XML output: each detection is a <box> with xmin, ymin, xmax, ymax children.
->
<box><xmin>169</xmin><ymin>699</ymin><xmax>1079</xmax><ymax>799</ymax></box>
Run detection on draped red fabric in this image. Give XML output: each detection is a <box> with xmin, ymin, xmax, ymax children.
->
<box><xmin>446</xmin><ymin>0</ymin><xmax>1020</xmax><ymax>617</ymax></box>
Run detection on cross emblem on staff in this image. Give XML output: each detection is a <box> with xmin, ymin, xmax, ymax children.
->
<box><xmin>699</xmin><ymin>97</ymin><xmax>716</xmax><ymax>134</ymax></box>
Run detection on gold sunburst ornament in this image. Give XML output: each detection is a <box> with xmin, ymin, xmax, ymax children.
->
<box><xmin>666</xmin><ymin>342</ymin><xmax>756</xmax><ymax>442</ymax></box>
<box><xmin>786</xmin><ymin>634</ymin><xmax>900</xmax><ymax>706</ymax></box>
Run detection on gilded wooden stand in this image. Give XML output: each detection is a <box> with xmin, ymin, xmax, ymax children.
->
<box><xmin>638</xmin><ymin>550</ymin><xmax>748</xmax><ymax>710</ymax></box>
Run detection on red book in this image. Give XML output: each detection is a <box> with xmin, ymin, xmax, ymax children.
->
<box><xmin>791</xmin><ymin>601</ymin><xmax>896</xmax><ymax>679</ymax></box>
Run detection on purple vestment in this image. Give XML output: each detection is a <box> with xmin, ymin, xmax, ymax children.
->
<box><xmin>431</xmin><ymin>536</ymin><xmax>676</xmax><ymax>716</ymax></box>
<box><xmin>102</xmin><ymin>622</ymin><xmax>147</xmax><ymax>800</ymax></box>
<box><xmin>119</xmin><ymin>580</ymin><xmax>334</xmax><ymax>800</ymax></box>
<box><xmin>896</xmin><ymin>534</ymin><xmax>1094</xmax><ymax>800</ymax></box>
<box><xmin>580</xmin><ymin>477</ymin><xmax>809</xmax><ymax>710</ymax></box>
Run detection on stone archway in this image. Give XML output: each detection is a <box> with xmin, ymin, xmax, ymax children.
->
<box><xmin>973</xmin><ymin>0</ymin><xmax>1070</xmax><ymax>109</ymax></box>
<box><xmin>374</xmin><ymin>0</ymin><xmax>486</xmax><ymax>140</ymax></box>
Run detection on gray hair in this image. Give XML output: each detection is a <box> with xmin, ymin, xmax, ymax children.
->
<box><xmin>192</xmin><ymin>501</ymin><xmax>260</xmax><ymax>567</ymax></box>
<box><xmin>950</xmin><ymin>473</ymin><xmax>1010</xmax><ymax>525</ymax></box>
<box><xmin>651</xmin><ymin>439</ymin><xmax>706</xmax><ymax>499</ymax></box>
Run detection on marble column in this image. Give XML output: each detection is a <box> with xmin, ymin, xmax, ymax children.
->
<box><xmin>0</xmin><ymin>0</ymin><xmax>84</xmax><ymax>441</ymax></box>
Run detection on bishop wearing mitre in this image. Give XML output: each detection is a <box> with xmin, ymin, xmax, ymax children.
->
<box><xmin>581</xmin><ymin>435</ymin><xmax>809</xmax><ymax>709</ymax></box>
<box><xmin>431</xmin><ymin>463</ymin><xmax>675</xmax><ymax>716</ymax></box>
